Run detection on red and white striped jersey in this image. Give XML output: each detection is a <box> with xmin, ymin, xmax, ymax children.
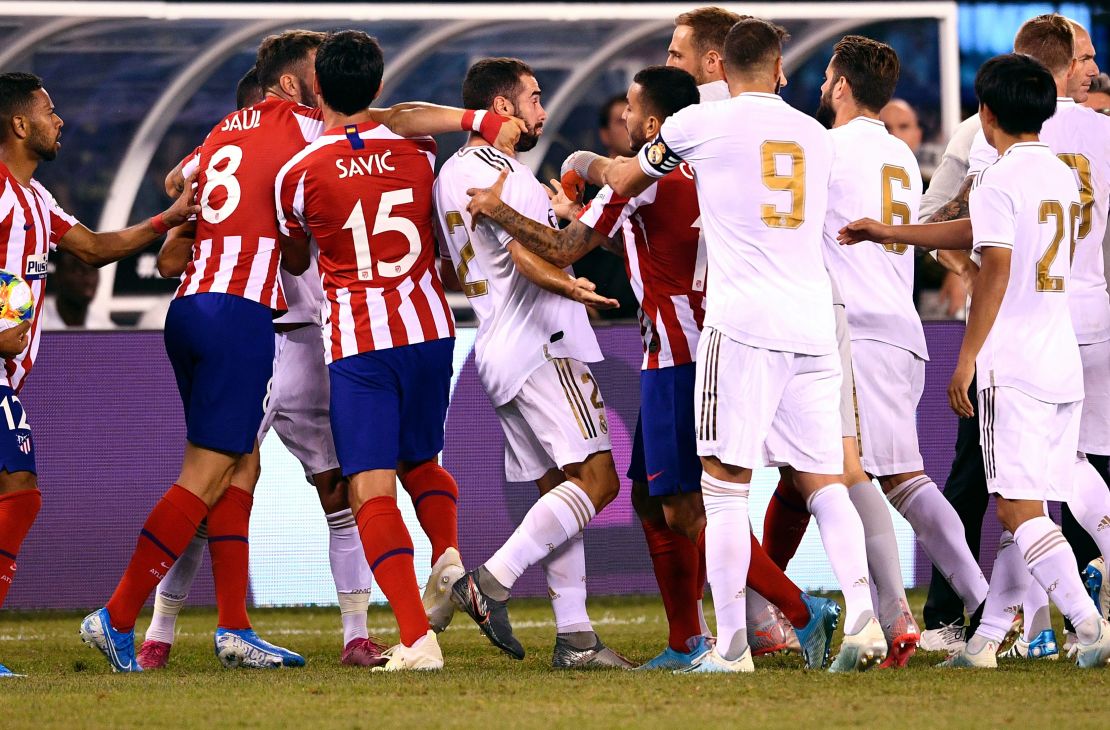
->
<box><xmin>0</xmin><ymin>162</ymin><xmax>78</xmax><ymax>391</ymax></box>
<box><xmin>276</xmin><ymin>121</ymin><xmax>454</xmax><ymax>362</ymax></box>
<box><xmin>578</xmin><ymin>164</ymin><xmax>705</xmax><ymax>369</ymax></box>
<box><xmin>177</xmin><ymin>96</ymin><xmax>325</xmax><ymax>309</ymax></box>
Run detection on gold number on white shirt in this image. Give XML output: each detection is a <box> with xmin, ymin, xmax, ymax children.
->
<box><xmin>200</xmin><ymin>145</ymin><xmax>243</xmax><ymax>224</ymax></box>
<box><xmin>1036</xmin><ymin>199</ymin><xmax>1080</xmax><ymax>292</ymax></box>
<box><xmin>760</xmin><ymin>141</ymin><xmax>805</xmax><ymax>229</ymax></box>
<box><xmin>880</xmin><ymin>165</ymin><xmax>912</xmax><ymax>254</ymax></box>
<box><xmin>342</xmin><ymin>189</ymin><xmax>421</xmax><ymax>281</ymax></box>
<box><xmin>444</xmin><ymin>211</ymin><xmax>488</xmax><ymax>297</ymax></box>
<box><xmin>1056</xmin><ymin>153</ymin><xmax>1093</xmax><ymax>240</ymax></box>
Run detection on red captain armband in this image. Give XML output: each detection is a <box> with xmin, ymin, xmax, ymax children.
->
<box><xmin>150</xmin><ymin>213</ymin><xmax>170</xmax><ymax>235</ymax></box>
<box><xmin>462</xmin><ymin>109</ymin><xmax>509</xmax><ymax>147</ymax></box>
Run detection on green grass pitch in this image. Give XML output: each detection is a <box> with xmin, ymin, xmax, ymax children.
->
<box><xmin>3</xmin><ymin>591</ymin><xmax>1108</xmax><ymax>729</ymax></box>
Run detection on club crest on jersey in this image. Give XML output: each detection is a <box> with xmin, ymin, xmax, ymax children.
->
<box><xmin>646</xmin><ymin>142</ymin><xmax>667</xmax><ymax>166</ymax></box>
<box><xmin>24</xmin><ymin>253</ymin><xmax>48</xmax><ymax>280</ymax></box>
<box><xmin>221</xmin><ymin>109</ymin><xmax>261</xmax><ymax>132</ymax></box>
<box><xmin>16</xmin><ymin>432</ymin><xmax>31</xmax><ymax>454</ymax></box>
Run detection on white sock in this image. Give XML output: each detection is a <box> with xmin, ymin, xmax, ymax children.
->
<box><xmin>1014</xmin><ymin>516</ymin><xmax>1100</xmax><ymax>642</ymax></box>
<box><xmin>697</xmin><ymin>600</ymin><xmax>710</xmax><ymax>636</ymax></box>
<box><xmin>975</xmin><ymin>531</ymin><xmax>1030</xmax><ymax>644</ymax></box>
<box><xmin>1067</xmin><ymin>457</ymin><xmax>1110</xmax><ymax>562</ymax></box>
<box><xmin>326</xmin><ymin>509</ymin><xmax>372</xmax><ymax>644</ymax></box>
<box><xmin>848</xmin><ymin>480</ymin><xmax>908</xmax><ymax>626</ymax></box>
<box><xmin>145</xmin><ymin>524</ymin><xmax>207</xmax><ymax>644</ymax></box>
<box><xmin>1022</xmin><ymin>581</ymin><xmax>1052</xmax><ymax>641</ymax></box>
<box><xmin>485</xmin><ymin>481</ymin><xmax>595</xmax><ymax>591</ymax></box>
<box><xmin>887</xmin><ymin>475</ymin><xmax>987</xmax><ymax>614</ymax></box>
<box><xmin>702</xmin><ymin>474</ymin><xmax>750</xmax><ymax>660</ymax></box>
<box><xmin>807</xmin><ymin>484</ymin><xmax>874</xmax><ymax>634</ymax></box>
<box><xmin>543</xmin><ymin>532</ymin><xmax>592</xmax><ymax>633</ymax></box>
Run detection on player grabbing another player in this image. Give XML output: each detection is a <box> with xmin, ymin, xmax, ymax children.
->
<box><xmin>470</xmin><ymin>65</ymin><xmax>842</xmax><ymax>670</ymax></box>
<box><xmin>276</xmin><ymin>30</ymin><xmax>460</xmax><ymax>671</ymax></box>
<box><xmin>602</xmin><ymin>18</ymin><xmax>884</xmax><ymax>673</ymax></box>
<box><xmin>436</xmin><ymin>57</ymin><xmax>631</xmax><ymax>668</ymax></box>
<box><xmin>0</xmin><ymin>72</ymin><xmax>197</xmax><ymax>677</ymax></box>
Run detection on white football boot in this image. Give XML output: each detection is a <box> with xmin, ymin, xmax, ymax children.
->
<box><xmin>423</xmin><ymin>547</ymin><xmax>465</xmax><ymax>633</ymax></box>
<box><xmin>373</xmin><ymin>630</ymin><xmax>444</xmax><ymax>672</ymax></box>
<box><xmin>829</xmin><ymin>617</ymin><xmax>887</xmax><ymax>672</ymax></box>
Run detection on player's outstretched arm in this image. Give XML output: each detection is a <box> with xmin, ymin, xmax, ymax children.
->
<box><xmin>367</xmin><ymin>103</ymin><xmax>525</xmax><ymax>155</ymax></box>
<box><xmin>59</xmin><ymin>173</ymin><xmax>200</xmax><ymax>267</ymax></box>
<box><xmin>506</xmin><ymin>241</ymin><xmax>618</xmax><ymax>310</ymax></box>
<box><xmin>838</xmin><ymin>218</ymin><xmax>972</xmax><ymax>251</ymax></box>
<box><xmin>603</xmin><ymin>155</ymin><xmax>656</xmax><ymax>199</ymax></box>
<box><xmin>948</xmin><ymin>246</ymin><xmax>1010</xmax><ymax>418</ymax></box>
<box><xmin>156</xmin><ymin>221</ymin><xmax>196</xmax><ymax>279</ymax></box>
<box><xmin>925</xmin><ymin>175</ymin><xmax>978</xmax><ymax>278</ymax></box>
<box><xmin>467</xmin><ymin>168</ymin><xmax>608</xmax><ymax>268</ymax></box>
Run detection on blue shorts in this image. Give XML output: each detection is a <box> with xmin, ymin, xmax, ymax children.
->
<box><xmin>329</xmin><ymin>338</ymin><xmax>454</xmax><ymax>476</ymax></box>
<box><xmin>164</xmin><ymin>293</ymin><xmax>275</xmax><ymax>455</ymax></box>
<box><xmin>0</xmin><ymin>386</ymin><xmax>35</xmax><ymax>474</ymax></box>
<box><xmin>626</xmin><ymin>363</ymin><xmax>702</xmax><ymax>497</ymax></box>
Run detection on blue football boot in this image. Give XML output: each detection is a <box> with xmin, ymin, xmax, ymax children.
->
<box><xmin>214</xmin><ymin>628</ymin><xmax>305</xmax><ymax>668</ymax></box>
<box><xmin>636</xmin><ymin>635</ymin><xmax>713</xmax><ymax>671</ymax></box>
<box><xmin>795</xmin><ymin>593</ymin><xmax>841</xmax><ymax>669</ymax></box>
<box><xmin>80</xmin><ymin>607</ymin><xmax>142</xmax><ymax>672</ymax></box>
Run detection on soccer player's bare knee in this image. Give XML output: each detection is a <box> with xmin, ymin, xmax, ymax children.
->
<box><xmin>229</xmin><ymin>444</ymin><xmax>262</xmax><ymax>494</ymax></box>
<box><xmin>996</xmin><ymin>498</ymin><xmax>1044</xmax><ymax>534</ymax></box>
<box><xmin>312</xmin><ymin>468</ymin><xmax>348</xmax><ymax>513</ymax></box>
<box><xmin>878</xmin><ymin>470</ymin><xmax>925</xmax><ymax>495</ymax></box>
<box><xmin>701</xmin><ymin>455</ymin><xmax>751</xmax><ymax>484</ymax></box>
<box><xmin>563</xmin><ymin>451</ymin><xmax>619</xmax><ymax>511</ymax></box>
<box><xmin>841</xmin><ymin>438</ymin><xmax>869</xmax><ymax>486</ymax></box>
<box><xmin>534</xmin><ymin>468</ymin><xmax>567</xmax><ymax>496</ymax></box>
<box><xmin>347</xmin><ymin>469</ymin><xmax>398</xmax><ymax>513</ymax></box>
<box><xmin>0</xmin><ymin>469</ymin><xmax>36</xmax><ymax>495</ymax></box>
<box><xmin>177</xmin><ymin>443</ymin><xmax>242</xmax><ymax>506</ymax></box>
<box><xmin>630</xmin><ymin>480</ymin><xmax>664</xmax><ymax>522</ymax></box>
<box><xmin>662</xmin><ymin>493</ymin><xmax>704</xmax><ymax>541</ymax></box>
<box><xmin>791</xmin><ymin>471</ymin><xmax>843</xmax><ymax>499</ymax></box>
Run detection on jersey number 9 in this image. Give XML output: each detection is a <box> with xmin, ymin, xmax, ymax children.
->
<box><xmin>760</xmin><ymin>141</ymin><xmax>805</xmax><ymax>229</ymax></box>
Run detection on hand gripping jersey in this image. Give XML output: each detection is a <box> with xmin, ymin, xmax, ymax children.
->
<box><xmin>578</xmin><ymin>164</ymin><xmax>704</xmax><ymax>369</ymax></box>
<box><xmin>970</xmin><ymin>142</ymin><xmax>1083</xmax><ymax>403</ymax></box>
<box><xmin>179</xmin><ymin>97</ymin><xmax>326</xmax><ymax>309</ymax></box>
<box><xmin>822</xmin><ymin>117</ymin><xmax>928</xmax><ymax>359</ymax></box>
<box><xmin>638</xmin><ymin>92</ymin><xmax>836</xmax><ymax>355</ymax></box>
<box><xmin>968</xmin><ymin>99</ymin><xmax>1110</xmax><ymax>344</ymax></box>
<box><xmin>0</xmin><ymin>162</ymin><xmax>78</xmax><ymax>391</ymax></box>
<box><xmin>434</xmin><ymin>145</ymin><xmax>602</xmax><ymax>407</ymax></box>
<box><xmin>276</xmin><ymin>121</ymin><xmax>454</xmax><ymax>363</ymax></box>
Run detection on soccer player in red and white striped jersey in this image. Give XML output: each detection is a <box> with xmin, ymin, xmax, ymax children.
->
<box><xmin>275</xmin><ymin>31</ymin><xmax>457</xmax><ymax>671</ymax></box>
<box><xmin>0</xmin><ymin>72</ymin><xmax>197</xmax><ymax>678</ymax></box>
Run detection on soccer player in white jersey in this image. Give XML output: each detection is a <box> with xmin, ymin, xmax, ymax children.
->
<box><xmin>665</xmin><ymin>6</ymin><xmax>740</xmax><ymax>103</ymax></box>
<box><xmin>818</xmin><ymin>35</ymin><xmax>990</xmax><ymax>666</ymax></box>
<box><xmin>0</xmin><ymin>72</ymin><xmax>198</xmax><ymax>677</ymax></box>
<box><xmin>964</xmin><ymin>15</ymin><xmax>1110</xmax><ymax>658</ymax></box>
<box><xmin>847</xmin><ymin>54</ymin><xmax>1110</xmax><ymax>669</ymax></box>
<box><xmin>604</xmin><ymin>18</ymin><xmax>884</xmax><ymax>673</ymax></box>
<box><xmin>435</xmin><ymin>58</ymin><xmax>632</xmax><ymax>668</ymax></box>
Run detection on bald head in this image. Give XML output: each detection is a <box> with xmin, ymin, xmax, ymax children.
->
<box><xmin>879</xmin><ymin>99</ymin><xmax>922</xmax><ymax>153</ymax></box>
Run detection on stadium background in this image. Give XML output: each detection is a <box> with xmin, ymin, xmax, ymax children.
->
<box><xmin>0</xmin><ymin>0</ymin><xmax>1100</xmax><ymax>609</ymax></box>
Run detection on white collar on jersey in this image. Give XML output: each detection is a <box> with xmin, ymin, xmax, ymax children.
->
<box><xmin>1003</xmin><ymin>141</ymin><xmax>1050</xmax><ymax>156</ymax></box>
<box><xmin>847</xmin><ymin>116</ymin><xmax>886</xmax><ymax>128</ymax></box>
<box><xmin>1056</xmin><ymin>96</ymin><xmax>1076</xmax><ymax>107</ymax></box>
<box><xmin>738</xmin><ymin>92</ymin><xmax>782</xmax><ymax>101</ymax></box>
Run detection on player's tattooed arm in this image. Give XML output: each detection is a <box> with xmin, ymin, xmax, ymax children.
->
<box><xmin>506</xmin><ymin>241</ymin><xmax>619</xmax><ymax>310</ymax></box>
<box><xmin>949</xmin><ymin>246</ymin><xmax>1010</xmax><ymax>418</ymax></box>
<box><xmin>156</xmin><ymin>220</ymin><xmax>196</xmax><ymax>278</ymax></box>
<box><xmin>467</xmin><ymin>168</ymin><xmax>609</xmax><ymax>268</ymax></box>
<box><xmin>926</xmin><ymin>176</ymin><xmax>977</xmax><ymax>277</ymax></box>
<box><xmin>58</xmin><ymin>172</ymin><xmax>200</xmax><ymax>267</ymax></box>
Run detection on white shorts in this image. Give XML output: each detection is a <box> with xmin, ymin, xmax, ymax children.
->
<box><xmin>835</xmin><ymin>304</ymin><xmax>856</xmax><ymax>439</ymax></box>
<box><xmin>979</xmin><ymin>386</ymin><xmax>1080</xmax><ymax>501</ymax></box>
<box><xmin>1079</xmin><ymin>340</ymin><xmax>1110</xmax><ymax>455</ymax></box>
<box><xmin>695</xmin><ymin>328</ymin><xmax>843</xmax><ymax>474</ymax></box>
<box><xmin>851</xmin><ymin>339</ymin><xmax>926</xmax><ymax>476</ymax></box>
<box><xmin>495</xmin><ymin>358</ymin><xmax>612</xmax><ymax>483</ymax></box>
<box><xmin>258</xmin><ymin>324</ymin><xmax>340</xmax><ymax>477</ymax></box>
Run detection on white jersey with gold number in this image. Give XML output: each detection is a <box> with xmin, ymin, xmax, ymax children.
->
<box><xmin>638</xmin><ymin>92</ymin><xmax>836</xmax><ymax>355</ymax></box>
<box><xmin>823</xmin><ymin>117</ymin><xmax>928</xmax><ymax>359</ymax></box>
<box><xmin>434</xmin><ymin>145</ymin><xmax>602</xmax><ymax>407</ymax></box>
<box><xmin>969</xmin><ymin>98</ymin><xmax>1110</xmax><ymax>345</ymax></box>
<box><xmin>970</xmin><ymin>142</ymin><xmax>1083</xmax><ymax>403</ymax></box>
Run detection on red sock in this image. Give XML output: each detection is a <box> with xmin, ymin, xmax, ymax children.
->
<box><xmin>356</xmin><ymin>496</ymin><xmax>428</xmax><ymax>646</ymax></box>
<box><xmin>696</xmin><ymin>529</ymin><xmax>706</xmax><ymax>601</ymax></box>
<box><xmin>106</xmin><ymin>485</ymin><xmax>208</xmax><ymax>631</ymax></box>
<box><xmin>399</xmin><ymin>462</ymin><xmax>459</xmax><ymax>564</ymax></box>
<box><xmin>762</xmin><ymin>477</ymin><xmax>811</xmax><ymax>569</ymax></box>
<box><xmin>747</xmin><ymin>531</ymin><xmax>810</xmax><ymax>628</ymax></box>
<box><xmin>0</xmin><ymin>488</ymin><xmax>41</xmax><ymax>608</ymax></box>
<box><xmin>208</xmin><ymin>485</ymin><xmax>253</xmax><ymax>630</ymax></box>
<box><xmin>640</xmin><ymin>517</ymin><xmax>702</xmax><ymax>652</ymax></box>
